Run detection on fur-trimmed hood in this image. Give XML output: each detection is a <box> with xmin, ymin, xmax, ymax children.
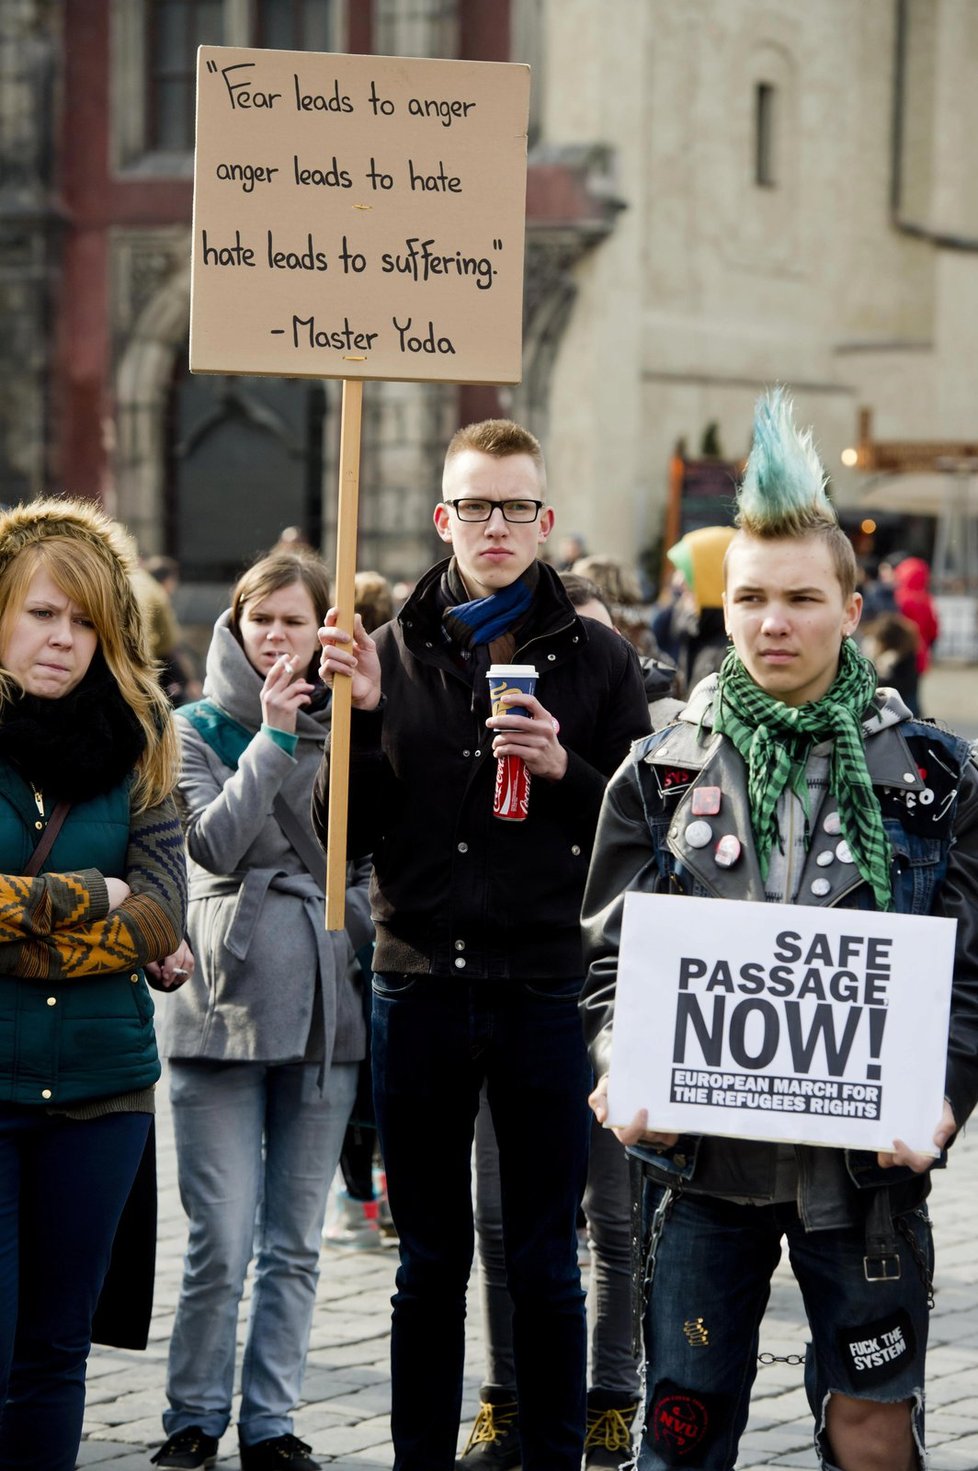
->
<box><xmin>0</xmin><ymin>496</ymin><xmax>146</xmax><ymax>662</ymax></box>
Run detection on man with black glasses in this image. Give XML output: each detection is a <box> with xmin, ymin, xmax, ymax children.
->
<box><xmin>315</xmin><ymin>420</ymin><xmax>650</xmax><ymax>1471</ymax></box>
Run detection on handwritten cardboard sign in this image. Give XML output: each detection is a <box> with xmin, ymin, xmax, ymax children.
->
<box><xmin>607</xmin><ymin>893</ymin><xmax>955</xmax><ymax>1154</ymax></box>
<box><xmin>190</xmin><ymin>46</ymin><xmax>530</xmax><ymax>384</ymax></box>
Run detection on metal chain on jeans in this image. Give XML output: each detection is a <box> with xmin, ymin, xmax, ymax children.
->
<box><xmin>896</xmin><ymin>1211</ymin><xmax>936</xmax><ymax>1310</ymax></box>
<box><xmin>640</xmin><ymin>1180</ymin><xmax>683</xmax><ymax>1311</ymax></box>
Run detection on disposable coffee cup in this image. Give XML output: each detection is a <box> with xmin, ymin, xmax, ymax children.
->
<box><xmin>487</xmin><ymin>664</ymin><xmax>538</xmax><ymax>821</ymax></box>
<box><xmin>487</xmin><ymin>663</ymin><xmax>538</xmax><ymax>717</ymax></box>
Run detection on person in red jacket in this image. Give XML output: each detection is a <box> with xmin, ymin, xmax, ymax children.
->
<box><xmin>891</xmin><ymin>557</ymin><xmax>939</xmax><ymax>673</ymax></box>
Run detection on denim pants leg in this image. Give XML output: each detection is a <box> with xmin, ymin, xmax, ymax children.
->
<box><xmin>0</xmin><ymin>1106</ymin><xmax>150</xmax><ymax>1471</ymax></box>
<box><xmin>239</xmin><ymin>1060</ymin><xmax>357</xmax><ymax>1446</ymax></box>
<box><xmin>165</xmin><ymin>1060</ymin><xmax>356</xmax><ymax>1444</ymax></box>
<box><xmin>487</xmin><ymin>979</ymin><xmax>591</xmax><ymax>1471</ymax></box>
<box><xmin>475</xmin><ymin>1098</ymin><xmax>639</xmax><ymax>1400</ymax></box>
<box><xmin>785</xmin><ymin>1203</ymin><xmax>931</xmax><ymax>1470</ymax></box>
<box><xmin>637</xmin><ymin>1186</ymin><xmax>782</xmax><ymax>1471</ymax></box>
<box><xmin>372</xmin><ymin>975</ymin><xmax>590</xmax><ymax>1471</ymax></box>
<box><xmin>582</xmin><ymin>1115</ymin><xmax>641</xmax><ymax>1398</ymax></box>
<box><xmin>165</xmin><ymin>1062</ymin><xmax>269</xmax><ymax>1439</ymax></box>
<box><xmin>473</xmin><ymin>1088</ymin><xmax>515</xmax><ymax>1391</ymax></box>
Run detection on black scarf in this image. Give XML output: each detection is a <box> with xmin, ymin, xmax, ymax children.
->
<box><xmin>0</xmin><ymin>651</ymin><xmax>146</xmax><ymax>803</ymax></box>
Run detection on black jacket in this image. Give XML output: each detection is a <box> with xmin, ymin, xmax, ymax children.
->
<box><xmin>581</xmin><ymin>678</ymin><xmax>978</xmax><ymax>1218</ymax></box>
<box><xmin>314</xmin><ymin>558</ymin><xmax>651</xmax><ymax>979</ymax></box>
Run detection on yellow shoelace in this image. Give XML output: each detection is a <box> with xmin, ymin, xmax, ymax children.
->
<box><xmin>462</xmin><ymin>1401</ymin><xmax>518</xmax><ymax>1453</ymax></box>
<box><xmin>584</xmin><ymin>1405</ymin><xmax>634</xmax><ymax>1453</ymax></box>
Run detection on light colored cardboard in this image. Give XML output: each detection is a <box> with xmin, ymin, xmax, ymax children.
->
<box><xmin>190</xmin><ymin>46</ymin><xmax>529</xmax><ymax>384</ymax></box>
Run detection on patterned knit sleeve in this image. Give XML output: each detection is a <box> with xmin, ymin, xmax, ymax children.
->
<box><xmin>0</xmin><ymin>869</ymin><xmax>110</xmax><ymax>943</ymax></box>
<box><xmin>0</xmin><ymin>796</ymin><xmax>188</xmax><ymax>981</ymax></box>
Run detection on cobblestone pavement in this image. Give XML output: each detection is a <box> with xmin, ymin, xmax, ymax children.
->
<box><xmin>81</xmin><ymin>662</ymin><xmax>978</xmax><ymax>1470</ymax></box>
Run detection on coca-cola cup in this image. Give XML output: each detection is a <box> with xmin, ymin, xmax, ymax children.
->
<box><xmin>487</xmin><ymin>664</ymin><xmax>538</xmax><ymax>822</ymax></box>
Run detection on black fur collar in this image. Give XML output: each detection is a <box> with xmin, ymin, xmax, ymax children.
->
<box><xmin>0</xmin><ymin>651</ymin><xmax>146</xmax><ymax>803</ymax></box>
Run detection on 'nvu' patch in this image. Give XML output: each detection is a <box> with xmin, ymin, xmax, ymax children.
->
<box><xmin>647</xmin><ymin>1380</ymin><xmax>720</xmax><ymax>1464</ymax></box>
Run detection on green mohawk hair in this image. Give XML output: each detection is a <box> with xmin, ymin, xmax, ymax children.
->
<box><xmin>737</xmin><ymin>387</ymin><xmax>836</xmax><ymax>536</ymax></box>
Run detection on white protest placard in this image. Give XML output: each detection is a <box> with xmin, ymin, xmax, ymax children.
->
<box><xmin>190</xmin><ymin>46</ymin><xmax>530</xmax><ymax>384</ymax></box>
<box><xmin>607</xmin><ymin>893</ymin><xmax>956</xmax><ymax>1155</ymax></box>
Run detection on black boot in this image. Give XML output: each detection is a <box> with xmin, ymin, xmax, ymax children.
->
<box><xmin>584</xmin><ymin>1388</ymin><xmax>638</xmax><ymax>1469</ymax></box>
<box><xmin>455</xmin><ymin>1385</ymin><xmax>521</xmax><ymax>1469</ymax></box>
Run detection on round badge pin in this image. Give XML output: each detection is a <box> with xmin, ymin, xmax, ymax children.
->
<box><xmin>816</xmin><ymin>850</ymin><xmax>834</xmax><ymax>867</ymax></box>
<box><xmin>811</xmin><ymin>877</ymin><xmax>831</xmax><ymax>897</ymax></box>
<box><xmin>684</xmin><ymin>820</ymin><xmax>713</xmax><ymax>849</ymax></box>
<box><xmin>822</xmin><ymin>811</ymin><xmax>842</xmax><ymax>836</ymax></box>
<box><xmin>835</xmin><ymin>840</ymin><xmax>854</xmax><ymax>865</ymax></box>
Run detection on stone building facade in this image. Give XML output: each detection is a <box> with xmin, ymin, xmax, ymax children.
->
<box><xmin>1</xmin><ymin>0</ymin><xmax>975</xmax><ymax>595</ymax></box>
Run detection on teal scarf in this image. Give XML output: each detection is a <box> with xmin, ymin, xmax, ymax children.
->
<box><xmin>712</xmin><ymin>639</ymin><xmax>892</xmax><ymax>909</ymax></box>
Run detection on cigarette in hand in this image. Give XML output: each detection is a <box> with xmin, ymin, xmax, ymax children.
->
<box><xmin>172</xmin><ymin>967</ymin><xmax>190</xmax><ymax>978</ymax></box>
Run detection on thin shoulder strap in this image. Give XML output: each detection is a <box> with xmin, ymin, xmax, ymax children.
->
<box><xmin>24</xmin><ymin>800</ymin><xmax>73</xmax><ymax>878</ymax></box>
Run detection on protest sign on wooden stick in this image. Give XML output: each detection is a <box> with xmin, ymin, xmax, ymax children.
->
<box><xmin>190</xmin><ymin>46</ymin><xmax>530</xmax><ymax>384</ymax></box>
<box><xmin>191</xmin><ymin>46</ymin><xmax>530</xmax><ymax>925</ymax></box>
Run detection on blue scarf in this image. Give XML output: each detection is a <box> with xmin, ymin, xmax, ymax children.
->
<box><xmin>442</xmin><ymin>567</ymin><xmax>536</xmax><ymax>650</ymax></box>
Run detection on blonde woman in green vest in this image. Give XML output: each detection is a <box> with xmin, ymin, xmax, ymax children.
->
<box><xmin>0</xmin><ymin>498</ymin><xmax>187</xmax><ymax>1471</ymax></box>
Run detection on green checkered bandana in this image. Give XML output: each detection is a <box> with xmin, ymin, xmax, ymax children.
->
<box><xmin>713</xmin><ymin>638</ymin><xmax>892</xmax><ymax>909</ymax></box>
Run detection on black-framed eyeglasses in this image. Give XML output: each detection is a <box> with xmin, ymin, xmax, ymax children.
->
<box><xmin>445</xmin><ymin>498</ymin><xmax>544</xmax><ymax>524</ymax></box>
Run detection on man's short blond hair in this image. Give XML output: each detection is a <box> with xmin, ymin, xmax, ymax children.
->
<box><xmin>443</xmin><ymin>419</ymin><xmax>546</xmax><ymax>491</ymax></box>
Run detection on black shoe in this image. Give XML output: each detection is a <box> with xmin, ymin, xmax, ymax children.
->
<box><xmin>584</xmin><ymin>1390</ymin><xmax>638</xmax><ymax>1469</ymax></box>
<box><xmin>150</xmin><ymin>1427</ymin><xmax>219</xmax><ymax>1469</ymax></box>
<box><xmin>239</xmin><ymin>1433</ymin><xmax>320</xmax><ymax>1470</ymax></box>
<box><xmin>455</xmin><ymin>1386</ymin><xmax>521</xmax><ymax>1469</ymax></box>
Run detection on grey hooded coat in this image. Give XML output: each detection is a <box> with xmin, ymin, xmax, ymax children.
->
<box><xmin>158</xmin><ymin>610</ymin><xmax>372</xmax><ymax>1066</ymax></box>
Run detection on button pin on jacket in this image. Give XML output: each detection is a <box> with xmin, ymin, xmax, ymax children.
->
<box><xmin>684</xmin><ymin>820</ymin><xmax>713</xmax><ymax>849</ymax></box>
<box><xmin>822</xmin><ymin>811</ymin><xmax>842</xmax><ymax>836</ymax></box>
<box><xmin>811</xmin><ymin>877</ymin><xmax>831</xmax><ymax>897</ymax></box>
<box><xmin>816</xmin><ymin>850</ymin><xmax>834</xmax><ymax>867</ymax></box>
<box><xmin>714</xmin><ymin>834</ymin><xmax>742</xmax><ymax>868</ymax></box>
<box><xmin>691</xmin><ymin>785</ymin><xmax>721</xmax><ymax>817</ymax></box>
<box><xmin>835</xmin><ymin>840</ymin><xmax>855</xmax><ymax>865</ymax></box>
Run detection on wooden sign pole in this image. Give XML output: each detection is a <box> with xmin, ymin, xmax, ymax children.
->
<box><xmin>325</xmin><ymin>378</ymin><xmax>363</xmax><ymax>930</ymax></box>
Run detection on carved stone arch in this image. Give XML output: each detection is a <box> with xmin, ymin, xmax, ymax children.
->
<box><xmin>113</xmin><ymin>244</ymin><xmax>192</xmax><ymax>554</ymax></box>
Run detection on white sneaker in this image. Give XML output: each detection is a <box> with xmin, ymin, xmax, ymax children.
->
<box><xmin>322</xmin><ymin>1187</ymin><xmax>383</xmax><ymax>1250</ymax></box>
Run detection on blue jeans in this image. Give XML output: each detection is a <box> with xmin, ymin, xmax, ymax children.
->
<box><xmin>164</xmin><ymin>1059</ymin><xmax>357</xmax><ymax>1447</ymax></box>
<box><xmin>0</xmin><ymin>1106</ymin><xmax>150</xmax><ymax>1471</ymax></box>
<box><xmin>372</xmin><ymin>974</ymin><xmax>592</xmax><ymax>1471</ymax></box>
<box><xmin>638</xmin><ymin>1184</ymin><xmax>931</xmax><ymax>1470</ymax></box>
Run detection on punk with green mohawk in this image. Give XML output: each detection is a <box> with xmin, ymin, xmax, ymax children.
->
<box><xmin>736</xmin><ymin>385</ymin><xmax>835</xmax><ymax>535</ymax></box>
<box><xmin>714</xmin><ymin>387</ymin><xmax>893</xmax><ymax>911</ymax></box>
<box><xmin>580</xmin><ymin>387</ymin><xmax>978</xmax><ymax>1471</ymax></box>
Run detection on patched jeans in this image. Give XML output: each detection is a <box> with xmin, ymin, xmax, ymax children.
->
<box><xmin>372</xmin><ymin>974</ymin><xmax>592</xmax><ymax>1471</ymax></box>
<box><xmin>637</xmin><ymin>1184</ymin><xmax>931</xmax><ymax>1470</ymax></box>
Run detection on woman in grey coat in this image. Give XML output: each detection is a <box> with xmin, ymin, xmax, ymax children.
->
<box><xmin>153</xmin><ymin>551</ymin><xmax>372</xmax><ymax>1471</ymax></box>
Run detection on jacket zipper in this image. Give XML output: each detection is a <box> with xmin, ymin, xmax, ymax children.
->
<box><xmin>33</xmin><ymin>787</ymin><xmax>45</xmax><ymax>820</ymax></box>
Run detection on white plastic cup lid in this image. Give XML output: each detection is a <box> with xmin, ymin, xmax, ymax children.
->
<box><xmin>486</xmin><ymin>664</ymin><xmax>538</xmax><ymax>678</ymax></box>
